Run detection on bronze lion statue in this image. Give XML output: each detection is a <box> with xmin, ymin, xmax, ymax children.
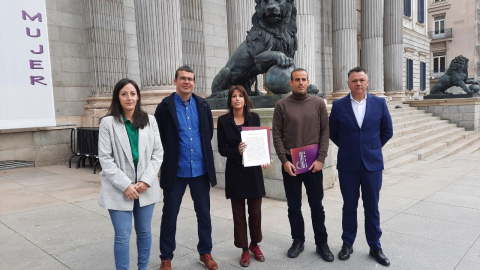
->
<box><xmin>430</xmin><ymin>55</ymin><xmax>476</xmax><ymax>95</ymax></box>
<box><xmin>210</xmin><ymin>0</ymin><xmax>297</xmax><ymax>97</ymax></box>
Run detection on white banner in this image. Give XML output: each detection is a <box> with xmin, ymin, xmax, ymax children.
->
<box><xmin>0</xmin><ymin>0</ymin><xmax>55</xmax><ymax>129</ymax></box>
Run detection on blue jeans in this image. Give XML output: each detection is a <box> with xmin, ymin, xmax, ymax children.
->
<box><xmin>109</xmin><ymin>200</ymin><xmax>155</xmax><ymax>270</ymax></box>
<box><xmin>160</xmin><ymin>174</ymin><xmax>212</xmax><ymax>260</ymax></box>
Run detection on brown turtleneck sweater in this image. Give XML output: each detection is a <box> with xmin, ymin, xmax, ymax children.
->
<box><xmin>272</xmin><ymin>92</ymin><xmax>329</xmax><ymax>164</ymax></box>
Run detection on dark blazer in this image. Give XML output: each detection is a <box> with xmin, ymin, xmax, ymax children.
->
<box><xmin>217</xmin><ymin>112</ymin><xmax>266</xmax><ymax>199</ymax></box>
<box><xmin>329</xmin><ymin>93</ymin><xmax>393</xmax><ymax>172</ymax></box>
<box><xmin>154</xmin><ymin>93</ymin><xmax>217</xmax><ymax>189</ymax></box>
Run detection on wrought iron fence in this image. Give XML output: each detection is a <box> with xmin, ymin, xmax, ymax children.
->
<box><xmin>428</xmin><ymin>28</ymin><xmax>452</xmax><ymax>39</ymax></box>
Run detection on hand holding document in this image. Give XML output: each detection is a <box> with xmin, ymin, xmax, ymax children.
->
<box><xmin>240</xmin><ymin>127</ymin><xmax>271</xmax><ymax>167</ymax></box>
<box><xmin>291</xmin><ymin>143</ymin><xmax>319</xmax><ymax>174</ymax></box>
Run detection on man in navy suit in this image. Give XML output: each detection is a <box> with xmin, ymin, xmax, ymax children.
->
<box><xmin>329</xmin><ymin>67</ymin><xmax>393</xmax><ymax>266</ymax></box>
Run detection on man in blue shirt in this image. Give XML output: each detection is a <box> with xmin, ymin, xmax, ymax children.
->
<box><xmin>154</xmin><ymin>66</ymin><xmax>218</xmax><ymax>270</ymax></box>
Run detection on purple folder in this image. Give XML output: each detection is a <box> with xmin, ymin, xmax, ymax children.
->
<box><xmin>291</xmin><ymin>143</ymin><xmax>319</xmax><ymax>174</ymax></box>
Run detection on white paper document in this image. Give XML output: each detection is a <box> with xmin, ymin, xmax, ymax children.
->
<box><xmin>240</xmin><ymin>129</ymin><xmax>270</xmax><ymax>167</ymax></box>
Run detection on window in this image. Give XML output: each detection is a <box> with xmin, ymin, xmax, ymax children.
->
<box><xmin>404</xmin><ymin>0</ymin><xmax>411</xmax><ymax>17</ymax></box>
<box><xmin>407</xmin><ymin>59</ymin><xmax>413</xmax><ymax>90</ymax></box>
<box><xmin>434</xmin><ymin>15</ymin><xmax>445</xmax><ymax>34</ymax></box>
<box><xmin>420</xmin><ymin>62</ymin><xmax>426</xmax><ymax>90</ymax></box>
<box><xmin>433</xmin><ymin>52</ymin><xmax>446</xmax><ymax>73</ymax></box>
<box><xmin>418</xmin><ymin>0</ymin><xmax>425</xmax><ymax>23</ymax></box>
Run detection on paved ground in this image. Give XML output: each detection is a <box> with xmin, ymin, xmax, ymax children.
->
<box><xmin>1</xmin><ymin>149</ymin><xmax>480</xmax><ymax>270</ymax></box>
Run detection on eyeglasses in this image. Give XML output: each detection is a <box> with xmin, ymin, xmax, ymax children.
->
<box><xmin>178</xmin><ymin>76</ymin><xmax>195</xmax><ymax>82</ymax></box>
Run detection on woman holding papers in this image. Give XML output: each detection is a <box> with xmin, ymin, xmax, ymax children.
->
<box><xmin>98</xmin><ymin>78</ymin><xmax>163</xmax><ymax>270</ymax></box>
<box><xmin>217</xmin><ymin>85</ymin><xmax>270</xmax><ymax>267</ymax></box>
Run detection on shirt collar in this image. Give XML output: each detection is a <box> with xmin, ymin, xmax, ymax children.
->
<box><xmin>174</xmin><ymin>92</ymin><xmax>192</xmax><ymax>106</ymax></box>
<box><xmin>350</xmin><ymin>93</ymin><xmax>367</xmax><ymax>104</ymax></box>
<box><xmin>122</xmin><ymin>114</ymin><xmax>132</xmax><ymax>124</ymax></box>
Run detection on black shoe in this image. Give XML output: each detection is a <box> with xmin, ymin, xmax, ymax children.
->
<box><xmin>316</xmin><ymin>243</ymin><xmax>334</xmax><ymax>262</ymax></box>
<box><xmin>338</xmin><ymin>244</ymin><xmax>353</xmax><ymax>260</ymax></box>
<box><xmin>287</xmin><ymin>239</ymin><xmax>304</xmax><ymax>258</ymax></box>
<box><xmin>369</xmin><ymin>249</ymin><xmax>390</xmax><ymax>266</ymax></box>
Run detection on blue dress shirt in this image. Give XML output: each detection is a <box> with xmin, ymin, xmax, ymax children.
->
<box><xmin>174</xmin><ymin>93</ymin><xmax>207</xmax><ymax>178</ymax></box>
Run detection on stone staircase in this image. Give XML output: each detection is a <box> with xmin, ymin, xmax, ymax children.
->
<box><xmin>384</xmin><ymin>104</ymin><xmax>480</xmax><ymax>170</ymax></box>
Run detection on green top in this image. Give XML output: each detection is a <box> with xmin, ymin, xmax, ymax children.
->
<box><xmin>123</xmin><ymin>115</ymin><xmax>139</xmax><ymax>165</ymax></box>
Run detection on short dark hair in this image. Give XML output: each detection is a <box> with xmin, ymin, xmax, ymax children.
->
<box><xmin>105</xmin><ymin>78</ymin><xmax>149</xmax><ymax>129</ymax></box>
<box><xmin>227</xmin><ymin>85</ymin><xmax>253</xmax><ymax>116</ymax></box>
<box><xmin>347</xmin><ymin>67</ymin><xmax>368</xmax><ymax>79</ymax></box>
<box><xmin>175</xmin><ymin>65</ymin><xmax>195</xmax><ymax>80</ymax></box>
<box><xmin>290</xmin><ymin>68</ymin><xmax>308</xmax><ymax>80</ymax></box>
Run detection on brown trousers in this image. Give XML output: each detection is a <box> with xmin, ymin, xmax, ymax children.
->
<box><xmin>230</xmin><ymin>197</ymin><xmax>263</xmax><ymax>248</ymax></box>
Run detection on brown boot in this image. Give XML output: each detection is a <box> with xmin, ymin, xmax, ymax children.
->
<box><xmin>199</xmin><ymin>254</ymin><xmax>218</xmax><ymax>270</ymax></box>
<box><xmin>160</xmin><ymin>259</ymin><xmax>171</xmax><ymax>270</ymax></box>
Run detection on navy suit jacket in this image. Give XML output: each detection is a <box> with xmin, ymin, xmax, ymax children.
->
<box><xmin>154</xmin><ymin>93</ymin><xmax>217</xmax><ymax>189</ymax></box>
<box><xmin>329</xmin><ymin>93</ymin><xmax>393</xmax><ymax>172</ymax></box>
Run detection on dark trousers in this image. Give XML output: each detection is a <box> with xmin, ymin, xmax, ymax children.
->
<box><xmin>160</xmin><ymin>174</ymin><xmax>212</xmax><ymax>260</ymax></box>
<box><xmin>339</xmin><ymin>162</ymin><xmax>382</xmax><ymax>250</ymax></box>
<box><xmin>282</xmin><ymin>162</ymin><xmax>328</xmax><ymax>246</ymax></box>
<box><xmin>231</xmin><ymin>197</ymin><xmax>262</xmax><ymax>248</ymax></box>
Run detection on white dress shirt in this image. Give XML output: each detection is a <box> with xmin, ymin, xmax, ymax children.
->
<box><xmin>350</xmin><ymin>93</ymin><xmax>367</xmax><ymax>127</ymax></box>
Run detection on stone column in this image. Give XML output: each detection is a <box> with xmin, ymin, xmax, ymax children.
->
<box><xmin>331</xmin><ymin>0</ymin><xmax>357</xmax><ymax>99</ymax></box>
<box><xmin>226</xmin><ymin>0</ymin><xmax>254</xmax><ymax>56</ymax></box>
<box><xmin>295</xmin><ymin>0</ymin><xmax>316</xmax><ymax>83</ymax></box>
<box><xmin>85</xmin><ymin>0</ymin><xmax>128</xmax><ymax>95</ymax></box>
<box><xmin>134</xmin><ymin>0</ymin><xmax>182</xmax><ymax>91</ymax></box>
<box><xmin>361</xmin><ymin>0</ymin><xmax>384</xmax><ymax>96</ymax></box>
<box><xmin>225</xmin><ymin>0</ymin><xmax>263</xmax><ymax>92</ymax></box>
<box><xmin>384</xmin><ymin>0</ymin><xmax>405</xmax><ymax>101</ymax></box>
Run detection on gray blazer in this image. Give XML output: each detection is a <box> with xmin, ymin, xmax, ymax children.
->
<box><xmin>98</xmin><ymin>115</ymin><xmax>163</xmax><ymax>211</ymax></box>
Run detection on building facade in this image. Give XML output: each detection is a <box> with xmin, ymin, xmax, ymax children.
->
<box><xmin>427</xmin><ymin>0</ymin><xmax>480</xmax><ymax>92</ymax></box>
<box><xmin>2</xmin><ymin>0</ymin><xmax>426</xmax><ymax>166</ymax></box>
<box><xmin>403</xmin><ymin>0</ymin><xmax>431</xmax><ymax>99</ymax></box>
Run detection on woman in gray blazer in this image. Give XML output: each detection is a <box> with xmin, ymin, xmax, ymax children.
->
<box><xmin>98</xmin><ymin>78</ymin><xmax>163</xmax><ymax>270</ymax></box>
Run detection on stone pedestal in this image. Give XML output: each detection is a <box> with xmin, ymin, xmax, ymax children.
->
<box><xmin>81</xmin><ymin>89</ymin><xmax>175</xmax><ymax>127</ymax></box>
<box><xmin>404</xmin><ymin>98</ymin><xmax>480</xmax><ymax>133</ymax></box>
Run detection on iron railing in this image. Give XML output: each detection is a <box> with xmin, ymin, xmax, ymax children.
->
<box><xmin>428</xmin><ymin>28</ymin><xmax>452</xmax><ymax>39</ymax></box>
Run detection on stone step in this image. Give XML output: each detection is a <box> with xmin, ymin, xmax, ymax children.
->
<box><xmin>391</xmin><ymin>119</ymin><xmax>450</xmax><ymax>139</ymax></box>
<box><xmin>386</xmin><ymin>122</ymin><xmax>459</xmax><ymax>150</ymax></box>
<box><xmin>384</xmin><ymin>153</ymin><xmax>419</xmax><ymax>170</ymax></box>
<box><xmin>388</xmin><ymin>104</ymin><xmax>412</xmax><ymax>110</ymax></box>
<box><xmin>392</xmin><ymin>116</ymin><xmax>443</xmax><ymax>131</ymax></box>
<box><xmin>413</xmin><ymin>142</ymin><xmax>449</xmax><ymax>160</ymax></box>
<box><xmin>417</xmin><ymin>134</ymin><xmax>480</xmax><ymax>163</ymax></box>
<box><xmin>384</xmin><ymin>128</ymin><xmax>465</xmax><ymax>162</ymax></box>
<box><xmin>392</xmin><ymin>112</ymin><xmax>435</xmax><ymax>123</ymax></box>
<box><xmin>382</xmin><ymin>103</ymin><xmax>480</xmax><ymax>171</ymax></box>
<box><xmin>390</xmin><ymin>108</ymin><xmax>426</xmax><ymax>117</ymax></box>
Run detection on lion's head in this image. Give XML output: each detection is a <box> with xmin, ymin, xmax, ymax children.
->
<box><xmin>250</xmin><ymin>0</ymin><xmax>297</xmax><ymax>58</ymax></box>
<box><xmin>254</xmin><ymin>0</ymin><xmax>296</xmax><ymax>28</ymax></box>
<box><xmin>446</xmin><ymin>55</ymin><xmax>469</xmax><ymax>76</ymax></box>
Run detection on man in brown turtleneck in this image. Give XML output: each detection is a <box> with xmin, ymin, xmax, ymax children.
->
<box><xmin>272</xmin><ymin>68</ymin><xmax>333</xmax><ymax>262</ymax></box>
